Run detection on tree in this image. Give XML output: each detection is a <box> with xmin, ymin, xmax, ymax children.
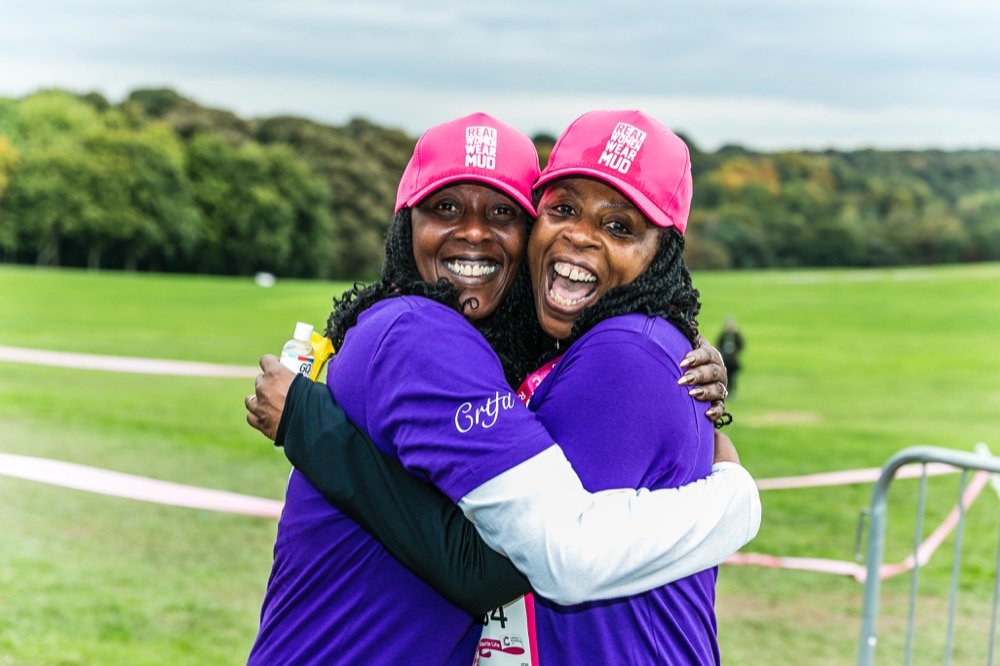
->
<box><xmin>125</xmin><ymin>88</ymin><xmax>188</xmax><ymax>118</ymax></box>
<box><xmin>698</xmin><ymin>204</ymin><xmax>773</xmax><ymax>269</ymax></box>
<box><xmin>0</xmin><ymin>98</ymin><xmax>21</xmax><ymax>144</ymax></box>
<box><xmin>1</xmin><ymin>144</ymin><xmax>88</xmax><ymax>265</ymax></box>
<box><xmin>11</xmin><ymin>90</ymin><xmax>104</xmax><ymax>149</ymax></box>
<box><xmin>124</xmin><ymin>88</ymin><xmax>252</xmax><ymax>143</ymax></box>
<box><xmin>1</xmin><ymin>122</ymin><xmax>201</xmax><ymax>270</ymax></box>
<box><xmin>253</xmin><ymin>116</ymin><xmax>404</xmax><ymax>278</ymax></box>
<box><xmin>533</xmin><ymin>133</ymin><xmax>557</xmax><ymax>170</ymax></box>
<box><xmin>186</xmin><ymin>134</ymin><xmax>331</xmax><ymax>276</ymax></box>
<box><xmin>78</xmin><ymin>124</ymin><xmax>202</xmax><ymax>270</ymax></box>
<box><xmin>958</xmin><ymin>191</ymin><xmax>1000</xmax><ymax>261</ymax></box>
<box><xmin>262</xmin><ymin>145</ymin><xmax>336</xmax><ymax>279</ymax></box>
<box><xmin>684</xmin><ymin>210</ymin><xmax>732</xmax><ymax>269</ymax></box>
<box><xmin>0</xmin><ymin>136</ymin><xmax>20</xmax><ymax>257</ymax></box>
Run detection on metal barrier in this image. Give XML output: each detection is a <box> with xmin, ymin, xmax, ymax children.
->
<box><xmin>858</xmin><ymin>445</ymin><xmax>1000</xmax><ymax>665</ymax></box>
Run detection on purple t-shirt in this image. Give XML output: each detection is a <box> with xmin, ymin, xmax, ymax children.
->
<box><xmin>248</xmin><ymin>297</ymin><xmax>553</xmax><ymax>665</ymax></box>
<box><xmin>527</xmin><ymin>314</ymin><xmax>719</xmax><ymax>665</ymax></box>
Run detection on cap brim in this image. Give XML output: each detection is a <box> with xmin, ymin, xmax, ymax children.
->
<box><xmin>398</xmin><ymin>174</ymin><xmax>536</xmax><ymax>217</ymax></box>
<box><xmin>534</xmin><ymin>167</ymin><xmax>678</xmax><ymax>231</ymax></box>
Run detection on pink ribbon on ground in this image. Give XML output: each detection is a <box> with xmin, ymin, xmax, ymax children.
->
<box><xmin>0</xmin><ymin>452</ymin><xmax>282</xmax><ymax>517</ymax></box>
<box><xmin>1</xmin><ymin>450</ymin><xmax>992</xmax><ymax>582</ymax></box>
<box><xmin>0</xmin><ymin>345</ymin><xmax>258</xmax><ymax>377</ymax></box>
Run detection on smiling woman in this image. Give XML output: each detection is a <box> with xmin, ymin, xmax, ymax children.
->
<box><xmin>486</xmin><ymin>110</ymin><xmax>731</xmax><ymax>664</ymax></box>
<box><xmin>528</xmin><ymin>110</ymin><xmax>702</xmax><ymax>353</ymax></box>
<box><xmin>411</xmin><ymin>182</ymin><xmax>528</xmax><ymax>319</ymax></box>
<box><xmin>530</xmin><ymin>177</ymin><xmax>660</xmax><ymax>339</ymax></box>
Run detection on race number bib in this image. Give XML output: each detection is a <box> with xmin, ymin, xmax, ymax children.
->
<box><xmin>473</xmin><ymin>593</ymin><xmax>538</xmax><ymax>666</ymax></box>
<box><xmin>474</xmin><ymin>359</ymin><xmax>561</xmax><ymax>665</ymax></box>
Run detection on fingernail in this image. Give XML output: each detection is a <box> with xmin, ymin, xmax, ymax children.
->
<box><xmin>677</xmin><ymin>374</ymin><xmax>692</xmax><ymax>385</ymax></box>
<box><xmin>689</xmin><ymin>388</ymin><xmax>703</xmax><ymax>397</ymax></box>
<box><xmin>679</xmin><ymin>357</ymin><xmax>692</xmax><ymax>368</ymax></box>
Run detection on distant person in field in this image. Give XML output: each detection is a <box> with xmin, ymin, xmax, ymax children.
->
<box><xmin>244</xmin><ymin>111</ymin><xmax>757</xmax><ymax>664</ymax></box>
<box><xmin>717</xmin><ymin>315</ymin><xmax>745</xmax><ymax>399</ymax></box>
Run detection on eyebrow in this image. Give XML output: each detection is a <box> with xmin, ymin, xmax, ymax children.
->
<box><xmin>547</xmin><ymin>183</ymin><xmax>639</xmax><ymax>212</ymax></box>
<box><xmin>602</xmin><ymin>200</ymin><xmax>638</xmax><ymax>211</ymax></box>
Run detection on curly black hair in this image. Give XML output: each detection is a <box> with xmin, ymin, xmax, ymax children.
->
<box><xmin>538</xmin><ymin>227</ymin><xmax>701</xmax><ymax>361</ymax></box>
<box><xmin>326</xmin><ymin>209</ymin><xmax>544</xmax><ymax>388</ymax></box>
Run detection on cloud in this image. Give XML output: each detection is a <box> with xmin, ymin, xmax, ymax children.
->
<box><xmin>2</xmin><ymin>0</ymin><xmax>998</xmax><ymax>149</ymax></box>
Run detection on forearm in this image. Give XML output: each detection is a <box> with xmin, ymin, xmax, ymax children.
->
<box><xmin>278</xmin><ymin>375</ymin><xmax>531</xmax><ymax>614</ymax></box>
<box><xmin>458</xmin><ymin>446</ymin><xmax>761</xmax><ymax>605</ymax></box>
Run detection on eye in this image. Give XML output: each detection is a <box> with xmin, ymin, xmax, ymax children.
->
<box><xmin>433</xmin><ymin>199</ymin><xmax>459</xmax><ymax>214</ymax></box>
<box><xmin>537</xmin><ymin>186</ymin><xmax>580</xmax><ymax>220</ymax></box>
<box><xmin>604</xmin><ymin>219</ymin><xmax>634</xmax><ymax>238</ymax></box>
<box><xmin>491</xmin><ymin>203</ymin><xmax>521</xmax><ymax>221</ymax></box>
<box><xmin>545</xmin><ymin>202</ymin><xmax>576</xmax><ymax>219</ymax></box>
<box><xmin>417</xmin><ymin>197</ymin><xmax>462</xmax><ymax>220</ymax></box>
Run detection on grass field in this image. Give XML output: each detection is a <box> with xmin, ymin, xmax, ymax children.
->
<box><xmin>1</xmin><ymin>263</ymin><xmax>998</xmax><ymax>664</ymax></box>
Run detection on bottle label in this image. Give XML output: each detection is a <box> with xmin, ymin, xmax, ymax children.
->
<box><xmin>280</xmin><ymin>353</ymin><xmax>314</xmax><ymax>376</ymax></box>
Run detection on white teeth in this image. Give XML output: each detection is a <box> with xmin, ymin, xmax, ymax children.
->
<box><xmin>553</xmin><ymin>261</ymin><xmax>596</xmax><ymax>283</ymax></box>
<box><xmin>548</xmin><ymin>288</ymin><xmax>587</xmax><ymax>307</ymax></box>
<box><xmin>446</xmin><ymin>260</ymin><xmax>498</xmax><ymax>278</ymax></box>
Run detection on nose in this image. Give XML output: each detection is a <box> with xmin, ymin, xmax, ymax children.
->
<box><xmin>454</xmin><ymin>211</ymin><xmax>491</xmax><ymax>245</ymax></box>
<box><xmin>560</xmin><ymin>218</ymin><xmax>600</xmax><ymax>250</ymax></box>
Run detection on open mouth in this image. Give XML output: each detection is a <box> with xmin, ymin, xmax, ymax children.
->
<box><xmin>445</xmin><ymin>258</ymin><xmax>500</xmax><ymax>280</ymax></box>
<box><xmin>546</xmin><ymin>260</ymin><xmax>598</xmax><ymax>310</ymax></box>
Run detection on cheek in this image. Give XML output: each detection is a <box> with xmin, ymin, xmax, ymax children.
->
<box><xmin>494</xmin><ymin>224</ymin><xmax>528</xmax><ymax>269</ymax></box>
<box><xmin>508</xmin><ymin>227</ymin><xmax>529</xmax><ymax>264</ymax></box>
<box><xmin>634</xmin><ymin>227</ymin><xmax>659</xmax><ymax>258</ymax></box>
<box><xmin>410</xmin><ymin>224</ymin><xmax>438</xmax><ymax>280</ymax></box>
<box><xmin>526</xmin><ymin>220</ymin><xmax>552</xmax><ymax>268</ymax></box>
<box><xmin>526</xmin><ymin>235</ymin><xmax>544</xmax><ymax>281</ymax></box>
<box><xmin>626</xmin><ymin>240</ymin><xmax>659</xmax><ymax>282</ymax></box>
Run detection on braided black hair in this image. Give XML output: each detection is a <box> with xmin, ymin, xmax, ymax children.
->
<box><xmin>326</xmin><ymin>209</ymin><xmax>543</xmax><ymax>388</ymax></box>
<box><xmin>476</xmin><ymin>260</ymin><xmax>547</xmax><ymax>388</ymax></box>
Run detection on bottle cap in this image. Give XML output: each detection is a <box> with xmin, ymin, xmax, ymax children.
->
<box><xmin>293</xmin><ymin>322</ymin><xmax>314</xmax><ymax>342</ymax></box>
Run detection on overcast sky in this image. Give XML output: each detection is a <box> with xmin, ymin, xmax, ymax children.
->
<box><xmin>3</xmin><ymin>0</ymin><xmax>998</xmax><ymax>151</ymax></box>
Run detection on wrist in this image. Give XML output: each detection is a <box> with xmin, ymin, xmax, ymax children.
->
<box><xmin>274</xmin><ymin>373</ymin><xmax>310</xmax><ymax>447</ymax></box>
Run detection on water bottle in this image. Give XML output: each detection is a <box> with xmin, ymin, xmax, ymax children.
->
<box><xmin>280</xmin><ymin>322</ymin><xmax>315</xmax><ymax>376</ymax></box>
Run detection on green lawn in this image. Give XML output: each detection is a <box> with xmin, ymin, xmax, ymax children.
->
<box><xmin>1</xmin><ymin>263</ymin><xmax>998</xmax><ymax>664</ymax></box>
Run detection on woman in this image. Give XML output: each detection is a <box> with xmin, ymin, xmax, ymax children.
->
<box><xmin>246</xmin><ymin>112</ymin><xmax>758</xmax><ymax>664</ymax></box>
<box><xmin>515</xmin><ymin>109</ymin><xmax>727</xmax><ymax>663</ymax></box>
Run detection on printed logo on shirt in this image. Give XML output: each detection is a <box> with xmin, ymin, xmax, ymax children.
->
<box><xmin>466</xmin><ymin>126</ymin><xmax>498</xmax><ymax>170</ymax></box>
<box><xmin>455</xmin><ymin>391</ymin><xmax>516</xmax><ymax>433</ymax></box>
<box><xmin>597</xmin><ymin>122</ymin><xmax>647</xmax><ymax>174</ymax></box>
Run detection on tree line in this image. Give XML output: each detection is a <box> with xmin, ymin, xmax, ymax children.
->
<box><xmin>1</xmin><ymin>88</ymin><xmax>997</xmax><ymax>278</ymax></box>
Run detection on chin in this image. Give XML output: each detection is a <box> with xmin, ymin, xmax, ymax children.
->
<box><xmin>463</xmin><ymin>295</ymin><xmax>501</xmax><ymax>320</ymax></box>
<box><xmin>539</xmin><ymin>315</ymin><xmax>571</xmax><ymax>340</ymax></box>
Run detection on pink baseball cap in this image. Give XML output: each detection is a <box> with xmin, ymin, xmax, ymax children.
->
<box><xmin>534</xmin><ymin>110</ymin><xmax>693</xmax><ymax>233</ymax></box>
<box><xmin>395</xmin><ymin>112</ymin><xmax>540</xmax><ymax>215</ymax></box>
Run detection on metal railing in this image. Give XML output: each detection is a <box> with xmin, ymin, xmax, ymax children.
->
<box><xmin>858</xmin><ymin>445</ymin><xmax>1000</xmax><ymax>665</ymax></box>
